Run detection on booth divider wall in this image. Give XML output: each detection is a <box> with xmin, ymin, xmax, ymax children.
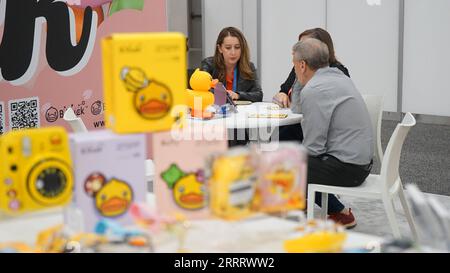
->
<box><xmin>199</xmin><ymin>0</ymin><xmax>450</xmax><ymax>119</ymax></box>
<box><xmin>326</xmin><ymin>0</ymin><xmax>400</xmax><ymax>113</ymax></box>
<box><xmin>259</xmin><ymin>0</ymin><xmax>326</xmax><ymax>101</ymax></box>
<box><xmin>402</xmin><ymin>0</ymin><xmax>450</xmax><ymax>117</ymax></box>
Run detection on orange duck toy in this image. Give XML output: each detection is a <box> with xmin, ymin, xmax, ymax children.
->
<box><xmin>186</xmin><ymin>69</ymin><xmax>218</xmax><ymax>119</ymax></box>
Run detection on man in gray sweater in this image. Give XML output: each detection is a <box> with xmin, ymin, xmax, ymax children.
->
<box><xmin>292</xmin><ymin>38</ymin><xmax>373</xmax><ymax>228</ymax></box>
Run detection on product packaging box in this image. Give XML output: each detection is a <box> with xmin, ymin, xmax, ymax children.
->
<box><xmin>102</xmin><ymin>32</ymin><xmax>187</xmax><ymax>134</ymax></box>
<box><xmin>152</xmin><ymin>126</ymin><xmax>228</xmax><ymax>219</ymax></box>
<box><xmin>208</xmin><ymin>147</ymin><xmax>258</xmax><ymax>220</ymax></box>
<box><xmin>67</xmin><ymin>130</ymin><xmax>146</xmax><ymax>232</ymax></box>
<box><xmin>253</xmin><ymin>143</ymin><xmax>308</xmax><ymax>213</ymax></box>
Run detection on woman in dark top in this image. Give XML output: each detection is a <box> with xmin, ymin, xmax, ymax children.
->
<box><xmin>201</xmin><ymin>26</ymin><xmax>263</xmax><ymax>102</ymax></box>
<box><xmin>274</xmin><ymin>28</ymin><xmax>350</xmax><ymax>142</ymax></box>
<box><xmin>273</xmin><ymin>28</ymin><xmax>350</xmax><ymax>108</ymax></box>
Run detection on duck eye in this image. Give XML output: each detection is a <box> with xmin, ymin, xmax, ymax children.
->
<box><xmin>161</xmin><ymin>93</ymin><xmax>167</xmax><ymax>100</ymax></box>
<box><xmin>178</xmin><ymin>186</ymin><xmax>185</xmax><ymax>193</ymax></box>
<box><xmin>123</xmin><ymin>191</ymin><xmax>128</xmax><ymax>197</ymax></box>
<box><xmin>140</xmin><ymin>95</ymin><xmax>145</xmax><ymax>102</ymax></box>
<box><xmin>200</xmin><ymin>185</ymin><xmax>205</xmax><ymax>193</ymax></box>
<box><xmin>101</xmin><ymin>194</ymin><xmax>107</xmax><ymax>201</ymax></box>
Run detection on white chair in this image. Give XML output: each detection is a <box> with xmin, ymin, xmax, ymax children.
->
<box><xmin>63</xmin><ymin>107</ymin><xmax>88</xmax><ymax>133</ymax></box>
<box><xmin>362</xmin><ymin>95</ymin><xmax>384</xmax><ymax>164</ymax></box>
<box><xmin>307</xmin><ymin>113</ymin><xmax>418</xmax><ymax>240</ymax></box>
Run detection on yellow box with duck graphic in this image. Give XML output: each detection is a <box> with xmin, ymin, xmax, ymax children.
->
<box><xmin>0</xmin><ymin>127</ymin><xmax>73</xmax><ymax>215</ymax></box>
<box><xmin>102</xmin><ymin>32</ymin><xmax>187</xmax><ymax>134</ymax></box>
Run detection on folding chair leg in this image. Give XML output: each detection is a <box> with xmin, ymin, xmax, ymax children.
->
<box><xmin>383</xmin><ymin>196</ymin><xmax>401</xmax><ymax>238</ymax></box>
<box><xmin>321</xmin><ymin>192</ymin><xmax>329</xmax><ymax>220</ymax></box>
<box><xmin>391</xmin><ymin>199</ymin><xmax>397</xmax><ymax>213</ymax></box>
<box><xmin>398</xmin><ymin>186</ymin><xmax>418</xmax><ymax>241</ymax></box>
<box><xmin>307</xmin><ymin>187</ymin><xmax>315</xmax><ymax>220</ymax></box>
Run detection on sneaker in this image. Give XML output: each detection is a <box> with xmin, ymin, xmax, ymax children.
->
<box><xmin>328</xmin><ymin>208</ymin><xmax>357</xmax><ymax>229</ymax></box>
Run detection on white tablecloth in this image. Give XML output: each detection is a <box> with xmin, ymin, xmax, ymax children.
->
<box><xmin>188</xmin><ymin>102</ymin><xmax>302</xmax><ymax>130</ymax></box>
<box><xmin>0</xmin><ymin>194</ymin><xmax>381</xmax><ymax>253</ymax></box>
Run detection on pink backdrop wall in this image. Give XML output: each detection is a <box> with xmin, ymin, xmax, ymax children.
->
<box><xmin>0</xmin><ymin>0</ymin><xmax>167</xmax><ymax>129</ymax></box>
<box><xmin>0</xmin><ymin>0</ymin><xmax>167</xmax><ymax>157</ymax></box>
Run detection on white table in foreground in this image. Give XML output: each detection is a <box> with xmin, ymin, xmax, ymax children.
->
<box><xmin>155</xmin><ymin>216</ymin><xmax>382</xmax><ymax>253</ymax></box>
<box><xmin>0</xmin><ymin>195</ymin><xmax>381</xmax><ymax>253</ymax></box>
<box><xmin>187</xmin><ymin>102</ymin><xmax>303</xmax><ymax>142</ymax></box>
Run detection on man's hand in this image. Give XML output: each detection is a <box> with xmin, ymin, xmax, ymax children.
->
<box><xmin>272</xmin><ymin>92</ymin><xmax>290</xmax><ymax>108</ymax></box>
<box><xmin>227</xmin><ymin>90</ymin><xmax>240</xmax><ymax>100</ymax></box>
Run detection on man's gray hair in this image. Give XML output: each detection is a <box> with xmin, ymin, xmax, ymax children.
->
<box><xmin>292</xmin><ymin>38</ymin><xmax>329</xmax><ymax>70</ymax></box>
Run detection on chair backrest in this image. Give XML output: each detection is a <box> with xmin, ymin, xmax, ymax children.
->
<box><xmin>380</xmin><ymin>112</ymin><xmax>416</xmax><ymax>192</ymax></box>
<box><xmin>63</xmin><ymin>107</ymin><xmax>88</xmax><ymax>133</ymax></box>
<box><xmin>362</xmin><ymin>95</ymin><xmax>384</xmax><ymax>164</ymax></box>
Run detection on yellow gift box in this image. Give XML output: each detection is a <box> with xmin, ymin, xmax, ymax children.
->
<box><xmin>102</xmin><ymin>32</ymin><xmax>187</xmax><ymax>134</ymax></box>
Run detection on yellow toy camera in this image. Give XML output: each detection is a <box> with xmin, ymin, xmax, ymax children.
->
<box><xmin>0</xmin><ymin>127</ymin><xmax>73</xmax><ymax>215</ymax></box>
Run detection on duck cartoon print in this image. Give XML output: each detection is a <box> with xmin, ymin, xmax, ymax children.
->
<box><xmin>84</xmin><ymin>172</ymin><xmax>133</xmax><ymax>217</ymax></box>
<box><xmin>160</xmin><ymin>164</ymin><xmax>206</xmax><ymax>210</ymax></box>
<box><xmin>265</xmin><ymin>167</ymin><xmax>295</xmax><ymax>200</ymax></box>
<box><xmin>121</xmin><ymin>67</ymin><xmax>173</xmax><ymax>120</ymax></box>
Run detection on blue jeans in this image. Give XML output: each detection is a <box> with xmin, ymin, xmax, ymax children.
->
<box><xmin>314</xmin><ymin>192</ymin><xmax>344</xmax><ymax>214</ymax></box>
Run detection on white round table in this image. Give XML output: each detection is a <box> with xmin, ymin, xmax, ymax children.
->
<box><xmin>187</xmin><ymin>102</ymin><xmax>303</xmax><ymax>142</ymax></box>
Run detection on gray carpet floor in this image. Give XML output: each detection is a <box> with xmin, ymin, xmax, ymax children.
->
<box><xmin>373</xmin><ymin>119</ymin><xmax>450</xmax><ymax>195</ymax></box>
<box><xmin>336</xmin><ymin>193</ymin><xmax>450</xmax><ymax>241</ymax></box>
<box><xmin>334</xmin><ymin>119</ymin><xmax>450</xmax><ymax>241</ymax></box>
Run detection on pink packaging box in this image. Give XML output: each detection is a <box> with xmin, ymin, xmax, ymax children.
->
<box><xmin>67</xmin><ymin>130</ymin><xmax>146</xmax><ymax>232</ymax></box>
<box><xmin>152</xmin><ymin>126</ymin><xmax>228</xmax><ymax>219</ymax></box>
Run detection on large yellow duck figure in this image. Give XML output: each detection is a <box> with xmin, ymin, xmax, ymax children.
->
<box><xmin>187</xmin><ymin>69</ymin><xmax>218</xmax><ymax>119</ymax></box>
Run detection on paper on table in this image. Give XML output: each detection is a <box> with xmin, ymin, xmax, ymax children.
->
<box><xmin>266</xmin><ymin>104</ymin><xmax>281</xmax><ymax>110</ymax></box>
<box><xmin>248</xmin><ymin>113</ymin><xmax>288</xmax><ymax>119</ymax></box>
<box><xmin>234</xmin><ymin>100</ymin><xmax>252</xmax><ymax>105</ymax></box>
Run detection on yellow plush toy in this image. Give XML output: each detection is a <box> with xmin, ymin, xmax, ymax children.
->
<box><xmin>186</xmin><ymin>69</ymin><xmax>218</xmax><ymax>119</ymax></box>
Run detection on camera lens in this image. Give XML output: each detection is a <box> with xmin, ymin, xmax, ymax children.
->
<box><xmin>36</xmin><ymin>167</ymin><xmax>67</xmax><ymax>197</ymax></box>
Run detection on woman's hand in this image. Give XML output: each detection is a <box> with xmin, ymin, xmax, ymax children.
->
<box><xmin>272</xmin><ymin>92</ymin><xmax>290</xmax><ymax>108</ymax></box>
<box><xmin>227</xmin><ymin>90</ymin><xmax>240</xmax><ymax>100</ymax></box>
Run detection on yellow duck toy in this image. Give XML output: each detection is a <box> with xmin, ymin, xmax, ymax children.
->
<box><xmin>187</xmin><ymin>69</ymin><xmax>218</xmax><ymax>119</ymax></box>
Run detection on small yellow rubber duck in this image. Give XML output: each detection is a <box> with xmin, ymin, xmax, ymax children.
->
<box><xmin>186</xmin><ymin>69</ymin><xmax>218</xmax><ymax>119</ymax></box>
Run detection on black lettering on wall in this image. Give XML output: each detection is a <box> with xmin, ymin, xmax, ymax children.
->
<box><xmin>0</xmin><ymin>0</ymin><xmax>97</xmax><ymax>85</ymax></box>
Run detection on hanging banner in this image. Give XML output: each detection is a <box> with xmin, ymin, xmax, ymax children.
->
<box><xmin>0</xmin><ymin>0</ymin><xmax>167</xmax><ymax>135</ymax></box>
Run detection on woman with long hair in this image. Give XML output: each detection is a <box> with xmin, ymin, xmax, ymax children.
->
<box><xmin>201</xmin><ymin>26</ymin><xmax>263</xmax><ymax>102</ymax></box>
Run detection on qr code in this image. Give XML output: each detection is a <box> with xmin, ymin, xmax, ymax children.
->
<box><xmin>0</xmin><ymin>101</ymin><xmax>5</xmax><ymax>135</ymax></box>
<box><xmin>8</xmin><ymin>97</ymin><xmax>40</xmax><ymax>130</ymax></box>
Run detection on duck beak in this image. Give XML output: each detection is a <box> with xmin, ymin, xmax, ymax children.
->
<box><xmin>211</xmin><ymin>79</ymin><xmax>219</xmax><ymax>88</ymax></box>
